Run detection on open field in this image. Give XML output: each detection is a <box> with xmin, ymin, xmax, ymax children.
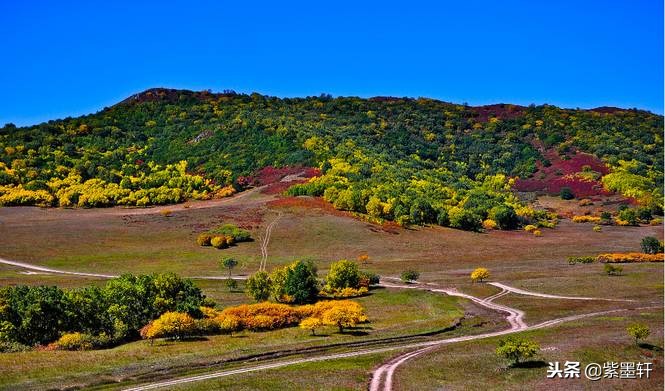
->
<box><xmin>0</xmin><ymin>190</ymin><xmax>662</xmax><ymax>390</ymax></box>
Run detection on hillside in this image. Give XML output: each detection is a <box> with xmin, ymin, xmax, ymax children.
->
<box><xmin>0</xmin><ymin>88</ymin><xmax>662</xmax><ymax>230</ymax></box>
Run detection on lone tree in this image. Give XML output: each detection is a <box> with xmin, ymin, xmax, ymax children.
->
<box><xmin>400</xmin><ymin>270</ymin><xmax>420</xmax><ymax>283</ymax></box>
<box><xmin>604</xmin><ymin>264</ymin><xmax>623</xmax><ymax>276</ymax></box>
<box><xmin>626</xmin><ymin>323</ymin><xmax>650</xmax><ymax>345</ymax></box>
<box><xmin>496</xmin><ymin>336</ymin><xmax>540</xmax><ymax>366</ymax></box>
<box><xmin>471</xmin><ymin>267</ymin><xmax>490</xmax><ymax>283</ymax></box>
<box><xmin>641</xmin><ymin>236</ymin><xmax>663</xmax><ymax>254</ymax></box>
<box><xmin>221</xmin><ymin>257</ymin><xmax>238</xmax><ymax>278</ymax></box>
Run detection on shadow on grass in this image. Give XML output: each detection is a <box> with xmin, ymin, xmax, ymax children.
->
<box><xmin>511</xmin><ymin>360</ymin><xmax>549</xmax><ymax>369</ymax></box>
<box><xmin>639</xmin><ymin>343</ymin><xmax>663</xmax><ymax>352</ymax></box>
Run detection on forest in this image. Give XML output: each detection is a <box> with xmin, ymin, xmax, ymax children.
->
<box><xmin>0</xmin><ymin>88</ymin><xmax>662</xmax><ymax>230</ymax></box>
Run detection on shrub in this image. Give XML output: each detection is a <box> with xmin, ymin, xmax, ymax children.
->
<box><xmin>532</xmin><ymin>229</ymin><xmax>542</xmax><ymax>237</ymax></box>
<box><xmin>211</xmin><ymin>236</ymin><xmax>228</xmax><ymax>249</ymax></box>
<box><xmin>209</xmin><ymin>224</ymin><xmax>251</xmax><ymax>242</ymax></box>
<box><xmin>471</xmin><ymin>267</ymin><xmax>490</xmax><ymax>282</ymax></box>
<box><xmin>488</xmin><ymin>205</ymin><xmax>519</xmax><ymax>230</ymax></box>
<box><xmin>160</xmin><ymin>209</ymin><xmax>172</xmax><ymax>217</ymax></box>
<box><xmin>592</xmin><ymin>225</ymin><xmax>602</xmax><ymax>232</ymax></box>
<box><xmin>523</xmin><ymin>224</ymin><xmax>537</xmax><ymax>232</ymax></box>
<box><xmin>51</xmin><ymin>332</ymin><xmax>94</xmax><ymax>351</ymax></box>
<box><xmin>559</xmin><ymin>187</ymin><xmax>574</xmax><ymax>200</ymax></box>
<box><xmin>597</xmin><ymin>253</ymin><xmax>664</xmax><ymax>263</ymax></box>
<box><xmin>318</xmin><ymin>300</ymin><xmax>367</xmax><ymax>333</ymax></box>
<box><xmin>578</xmin><ymin>199</ymin><xmax>593</xmax><ymax>206</ymax></box>
<box><xmin>604</xmin><ymin>264</ymin><xmax>623</xmax><ymax>276</ymax></box>
<box><xmin>567</xmin><ymin>256</ymin><xmax>595</xmax><ymax>265</ymax></box>
<box><xmin>357</xmin><ymin>254</ymin><xmax>369</xmax><ymax>264</ymax></box>
<box><xmin>641</xmin><ymin>236</ymin><xmax>663</xmax><ymax>254</ymax></box>
<box><xmin>482</xmin><ymin>219</ymin><xmax>498</xmax><ymax>230</ymax></box>
<box><xmin>400</xmin><ymin>270</ymin><xmax>420</xmax><ymax>283</ymax></box>
<box><xmin>196</xmin><ymin>233</ymin><xmax>213</xmax><ymax>246</ymax></box>
<box><xmin>650</xmin><ymin>218</ymin><xmax>663</xmax><ymax>225</ymax></box>
<box><xmin>572</xmin><ymin>215</ymin><xmax>601</xmax><ymax>223</ymax></box>
<box><xmin>626</xmin><ymin>323</ymin><xmax>650</xmax><ymax>345</ymax></box>
<box><xmin>496</xmin><ymin>336</ymin><xmax>540</xmax><ymax>366</ymax></box>
<box><xmin>141</xmin><ymin>312</ymin><xmax>196</xmax><ymax>340</ymax></box>
<box><xmin>319</xmin><ymin>287</ymin><xmax>368</xmax><ymax>298</ymax></box>
<box><xmin>617</xmin><ymin>209</ymin><xmax>639</xmax><ymax>226</ymax></box>
<box><xmin>217</xmin><ymin>302</ymin><xmax>301</xmax><ymax>331</ymax></box>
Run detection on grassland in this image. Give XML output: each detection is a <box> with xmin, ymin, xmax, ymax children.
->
<box><xmin>0</xmin><ymin>189</ymin><xmax>662</xmax><ymax>390</ymax></box>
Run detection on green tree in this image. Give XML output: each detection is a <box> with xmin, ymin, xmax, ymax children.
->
<box><xmin>641</xmin><ymin>236</ymin><xmax>662</xmax><ymax>254</ymax></box>
<box><xmin>325</xmin><ymin>260</ymin><xmax>361</xmax><ymax>290</ymax></box>
<box><xmin>245</xmin><ymin>271</ymin><xmax>271</xmax><ymax>302</ymax></box>
<box><xmin>284</xmin><ymin>260</ymin><xmax>319</xmax><ymax>304</ymax></box>
<box><xmin>221</xmin><ymin>257</ymin><xmax>239</xmax><ymax>278</ymax></box>
<box><xmin>496</xmin><ymin>336</ymin><xmax>540</xmax><ymax>366</ymax></box>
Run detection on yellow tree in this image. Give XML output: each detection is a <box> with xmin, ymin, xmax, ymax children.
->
<box><xmin>471</xmin><ymin>267</ymin><xmax>490</xmax><ymax>283</ymax></box>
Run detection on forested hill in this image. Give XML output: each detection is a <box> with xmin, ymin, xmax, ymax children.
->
<box><xmin>0</xmin><ymin>88</ymin><xmax>662</xmax><ymax>230</ymax></box>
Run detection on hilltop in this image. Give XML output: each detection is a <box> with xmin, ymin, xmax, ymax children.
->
<box><xmin>0</xmin><ymin>88</ymin><xmax>662</xmax><ymax>230</ymax></box>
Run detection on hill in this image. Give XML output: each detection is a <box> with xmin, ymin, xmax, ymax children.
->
<box><xmin>0</xmin><ymin>88</ymin><xmax>662</xmax><ymax>230</ymax></box>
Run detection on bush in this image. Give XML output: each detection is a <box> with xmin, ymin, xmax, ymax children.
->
<box><xmin>593</xmin><ymin>225</ymin><xmax>602</xmax><ymax>232</ymax></box>
<box><xmin>560</xmin><ymin>187</ymin><xmax>575</xmax><ymax>200</ymax></box>
<box><xmin>567</xmin><ymin>256</ymin><xmax>595</xmax><ymax>265</ymax></box>
<box><xmin>196</xmin><ymin>233</ymin><xmax>213</xmax><ymax>246</ymax></box>
<box><xmin>209</xmin><ymin>224</ymin><xmax>251</xmax><ymax>242</ymax></box>
<box><xmin>51</xmin><ymin>332</ymin><xmax>94</xmax><ymax>351</ymax></box>
<box><xmin>496</xmin><ymin>336</ymin><xmax>540</xmax><ymax>366</ymax></box>
<box><xmin>597</xmin><ymin>253</ymin><xmax>664</xmax><ymax>263</ymax></box>
<box><xmin>532</xmin><ymin>229</ymin><xmax>542</xmax><ymax>237</ymax></box>
<box><xmin>604</xmin><ymin>264</ymin><xmax>623</xmax><ymax>276</ymax></box>
<box><xmin>211</xmin><ymin>235</ymin><xmax>228</xmax><ymax>249</ymax></box>
<box><xmin>319</xmin><ymin>287</ymin><xmax>368</xmax><ymax>298</ymax></box>
<box><xmin>626</xmin><ymin>323</ymin><xmax>650</xmax><ymax>345</ymax></box>
<box><xmin>400</xmin><ymin>270</ymin><xmax>420</xmax><ymax>283</ymax></box>
<box><xmin>572</xmin><ymin>215</ymin><xmax>601</xmax><ymax>223</ymax></box>
<box><xmin>482</xmin><ymin>219</ymin><xmax>497</xmax><ymax>230</ymax></box>
<box><xmin>641</xmin><ymin>236</ymin><xmax>663</xmax><ymax>254</ymax></box>
<box><xmin>470</xmin><ymin>267</ymin><xmax>490</xmax><ymax>282</ymax></box>
<box><xmin>142</xmin><ymin>312</ymin><xmax>197</xmax><ymax>340</ymax></box>
<box><xmin>523</xmin><ymin>224</ymin><xmax>538</xmax><ymax>232</ymax></box>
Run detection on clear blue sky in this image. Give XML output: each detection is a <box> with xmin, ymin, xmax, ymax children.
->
<box><xmin>1</xmin><ymin>0</ymin><xmax>663</xmax><ymax>126</ymax></box>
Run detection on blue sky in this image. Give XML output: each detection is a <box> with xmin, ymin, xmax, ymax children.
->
<box><xmin>1</xmin><ymin>1</ymin><xmax>663</xmax><ymax>126</ymax></box>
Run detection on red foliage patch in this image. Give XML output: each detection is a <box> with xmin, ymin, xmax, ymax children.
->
<box><xmin>514</xmin><ymin>150</ymin><xmax>613</xmax><ymax>198</ymax></box>
<box><xmin>238</xmin><ymin>166</ymin><xmax>320</xmax><ymax>187</ymax></box>
<box><xmin>469</xmin><ymin>104</ymin><xmax>526</xmax><ymax>122</ymax></box>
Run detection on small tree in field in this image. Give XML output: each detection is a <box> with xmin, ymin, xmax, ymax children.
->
<box><xmin>400</xmin><ymin>270</ymin><xmax>419</xmax><ymax>283</ymax></box>
<box><xmin>471</xmin><ymin>267</ymin><xmax>490</xmax><ymax>283</ymax></box>
<box><xmin>626</xmin><ymin>323</ymin><xmax>650</xmax><ymax>345</ymax></box>
<box><xmin>604</xmin><ymin>264</ymin><xmax>623</xmax><ymax>276</ymax></box>
<box><xmin>221</xmin><ymin>257</ymin><xmax>238</xmax><ymax>278</ymax></box>
<box><xmin>496</xmin><ymin>336</ymin><xmax>540</xmax><ymax>366</ymax></box>
<box><xmin>299</xmin><ymin>317</ymin><xmax>323</xmax><ymax>335</ymax></box>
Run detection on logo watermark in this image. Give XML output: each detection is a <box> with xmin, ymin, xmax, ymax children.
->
<box><xmin>547</xmin><ymin>361</ymin><xmax>652</xmax><ymax>380</ymax></box>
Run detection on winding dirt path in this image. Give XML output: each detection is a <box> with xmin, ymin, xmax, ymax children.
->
<box><xmin>122</xmin><ymin>281</ymin><xmax>653</xmax><ymax>391</ymax></box>
<box><xmin>258</xmin><ymin>212</ymin><xmax>282</xmax><ymax>271</ymax></box>
<box><xmin>368</xmin><ymin>280</ymin><xmax>637</xmax><ymax>391</ymax></box>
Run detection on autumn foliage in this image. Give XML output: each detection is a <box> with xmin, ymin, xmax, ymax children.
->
<box><xmin>596</xmin><ymin>253</ymin><xmax>664</xmax><ymax>263</ymax></box>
